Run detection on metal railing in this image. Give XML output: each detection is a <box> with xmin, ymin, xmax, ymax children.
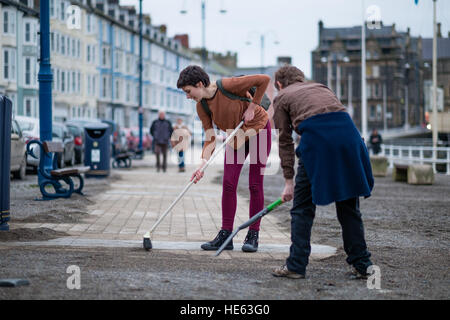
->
<box><xmin>381</xmin><ymin>144</ymin><xmax>450</xmax><ymax>175</ymax></box>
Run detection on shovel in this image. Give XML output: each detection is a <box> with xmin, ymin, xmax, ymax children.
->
<box><xmin>215</xmin><ymin>198</ymin><xmax>284</xmax><ymax>257</ymax></box>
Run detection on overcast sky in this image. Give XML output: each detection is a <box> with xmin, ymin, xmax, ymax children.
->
<box><xmin>120</xmin><ymin>0</ymin><xmax>450</xmax><ymax>78</ymax></box>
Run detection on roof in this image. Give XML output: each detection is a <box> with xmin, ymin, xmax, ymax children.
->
<box><xmin>422</xmin><ymin>38</ymin><xmax>450</xmax><ymax>60</ymax></box>
<box><xmin>321</xmin><ymin>25</ymin><xmax>395</xmax><ymax>40</ymax></box>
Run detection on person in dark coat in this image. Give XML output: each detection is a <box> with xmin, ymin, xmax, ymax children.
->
<box><xmin>150</xmin><ymin>110</ymin><xmax>173</xmax><ymax>172</ymax></box>
<box><xmin>271</xmin><ymin>65</ymin><xmax>374</xmax><ymax>280</ymax></box>
<box><xmin>369</xmin><ymin>128</ymin><xmax>383</xmax><ymax>155</ymax></box>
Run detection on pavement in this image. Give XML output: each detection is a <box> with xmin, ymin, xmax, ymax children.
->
<box><xmin>8</xmin><ymin>144</ymin><xmax>337</xmax><ymax>261</ymax></box>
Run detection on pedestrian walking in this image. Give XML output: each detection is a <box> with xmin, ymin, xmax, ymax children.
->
<box><xmin>171</xmin><ymin>118</ymin><xmax>191</xmax><ymax>172</ymax></box>
<box><xmin>271</xmin><ymin>65</ymin><xmax>374</xmax><ymax>279</ymax></box>
<box><xmin>177</xmin><ymin>65</ymin><xmax>272</xmax><ymax>252</ymax></box>
<box><xmin>150</xmin><ymin>110</ymin><xmax>173</xmax><ymax>172</ymax></box>
<box><xmin>369</xmin><ymin>128</ymin><xmax>383</xmax><ymax>155</ymax></box>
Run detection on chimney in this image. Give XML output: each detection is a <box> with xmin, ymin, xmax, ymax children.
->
<box><xmin>437</xmin><ymin>23</ymin><xmax>442</xmax><ymax>38</ymax></box>
<box><xmin>318</xmin><ymin>20</ymin><xmax>324</xmax><ymax>43</ymax></box>
<box><xmin>174</xmin><ymin>34</ymin><xmax>189</xmax><ymax>48</ymax></box>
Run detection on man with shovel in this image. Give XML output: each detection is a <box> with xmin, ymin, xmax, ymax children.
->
<box><xmin>271</xmin><ymin>65</ymin><xmax>374</xmax><ymax>279</ymax></box>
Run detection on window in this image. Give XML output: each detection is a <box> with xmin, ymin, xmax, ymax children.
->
<box><xmin>87</xmin><ymin>45</ymin><xmax>91</xmax><ymax>62</ymax></box>
<box><xmin>61</xmin><ymin>35</ymin><xmax>65</xmax><ymax>55</ymax></box>
<box><xmin>102</xmin><ymin>46</ymin><xmax>110</xmax><ymax>66</ymax></box>
<box><xmin>50</xmin><ymin>0</ymin><xmax>55</xmax><ymax>18</ymax></box>
<box><xmin>3</xmin><ymin>48</ymin><xmax>16</xmax><ymax>81</ymax></box>
<box><xmin>61</xmin><ymin>71</ymin><xmax>66</xmax><ymax>92</ymax></box>
<box><xmin>56</xmin><ymin>33</ymin><xmax>60</xmax><ymax>53</ymax></box>
<box><xmin>50</xmin><ymin>32</ymin><xmax>55</xmax><ymax>51</ymax></box>
<box><xmin>25</xmin><ymin>23</ymin><xmax>31</xmax><ymax>43</ymax></box>
<box><xmin>370</xmin><ymin>105</ymin><xmax>376</xmax><ymax>120</ymax></box>
<box><xmin>24</xmin><ymin>58</ymin><xmax>31</xmax><ymax>85</ymax></box>
<box><xmin>3</xmin><ymin>10</ymin><xmax>16</xmax><ymax>35</ymax></box>
<box><xmin>115</xmin><ymin>80</ymin><xmax>121</xmax><ymax>100</ymax></box>
<box><xmin>72</xmin><ymin>71</ymin><xmax>76</xmax><ymax>92</ymax></box>
<box><xmin>60</xmin><ymin>1</ymin><xmax>66</xmax><ymax>21</ymax></box>
<box><xmin>23</xmin><ymin>97</ymin><xmax>37</xmax><ymax>118</ymax></box>
<box><xmin>372</xmin><ymin>65</ymin><xmax>380</xmax><ymax>78</ymax></box>
<box><xmin>126</xmin><ymin>82</ymin><xmax>130</xmax><ymax>102</ymax></box>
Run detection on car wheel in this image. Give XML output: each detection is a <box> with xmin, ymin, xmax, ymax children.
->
<box><xmin>68</xmin><ymin>151</ymin><xmax>75</xmax><ymax>167</ymax></box>
<box><xmin>59</xmin><ymin>153</ymin><xmax>65</xmax><ymax>169</ymax></box>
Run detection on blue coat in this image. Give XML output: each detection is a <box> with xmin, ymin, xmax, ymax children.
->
<box><xmin>296</xmin><ymin>112</ymin><xmax>374</xmax><ymax>205</ymax></box>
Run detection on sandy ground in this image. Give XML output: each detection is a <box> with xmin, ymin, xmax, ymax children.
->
<box><xmin>0</xmin><ymin>163</ymin><xmax>449</xmax><ymax>300</ymax></box>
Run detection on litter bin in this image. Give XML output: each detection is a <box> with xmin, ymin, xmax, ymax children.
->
<box><xmin>84</xmin><ymin>123</ymin><xmax>111</xmax><ymax>177</ymax></box>
<box><xmin>0</xmin><ymin>96</ymin><xmax>12</xmax><ymax>231</ymax></box>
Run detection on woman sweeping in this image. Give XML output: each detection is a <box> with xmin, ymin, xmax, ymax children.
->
<box><xmin>177</xmin><ymin>65</ymin><xmax>271</xmax><ymax>252</ymax></box>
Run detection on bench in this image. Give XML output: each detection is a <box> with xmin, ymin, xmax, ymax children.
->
<box><xmin>112</xmin><ymin>151</ymin><xmax>133</xmax><ymax>168</ymax></box>
<box><xmin>393</xmin><ymin>163</ymin><xmax>434</xmax><ymax>185</ymax></box>
<box><xmin>26</xmin><ymin>140</ymin><xmax>91</xmax><ymax>200</ymax></box>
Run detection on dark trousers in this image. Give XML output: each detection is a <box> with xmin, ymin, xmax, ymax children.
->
<box><xmin>155</xmin><ymin>143</ymin><xmax>168</xmax><ymax>171</ymax></box>
<box><xmin>286</xmin><ymin>157</ymin><xmax>372</xmax><ymax>275</ymax></box>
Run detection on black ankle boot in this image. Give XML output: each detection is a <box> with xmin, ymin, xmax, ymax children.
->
<box><xmin>201</xmin><ymin>229</ymin><xmax>233</xmax><ymax>251</ymax></box>
<box><xmin>242</xmin><ymin>230</ymin><xmax>259</xmax><ymax>252</ymax></box>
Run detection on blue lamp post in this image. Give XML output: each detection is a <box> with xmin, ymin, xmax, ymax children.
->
<box><xmin>137</xmin><ymin>0</ymin><xmax>144</xmax><ymax>159</ymax></box>
<box><xmin>38</xmin><ymin>0</ymin><xmax>53</xmax><ymax>182</ymax></box>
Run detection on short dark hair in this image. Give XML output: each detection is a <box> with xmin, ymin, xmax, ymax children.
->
<box><xmin>177</xmin><ymin>65</ymin><xmax>210</xmax><ymax>89</ymax></box>
<box><xmin>274</xmin><ymin>66</ymin><xmax>305</xmax><ymax>90</ymax></box>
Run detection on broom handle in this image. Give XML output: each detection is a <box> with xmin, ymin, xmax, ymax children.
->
<box><xmin>148</xmin><ymin>121</ymin><xmax>245</xmax><ymax>234</ymax></box>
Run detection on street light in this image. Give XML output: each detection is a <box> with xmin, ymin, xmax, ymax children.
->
<box><xmin>180</xmin><ymin>0</ymin><xmax>227</xmax><ymax>66</ymax></box>
<box><xmin>404</xmin><ymin>62</ymin><xmax>411</xmax><ymax>130</ymax></box>
<box><xmin>245</xmin><ymin>31</ymin><xmax>279</xmax><ymax>74</ymax></box>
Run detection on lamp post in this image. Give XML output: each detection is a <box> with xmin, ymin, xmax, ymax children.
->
<box><xmin>136</xmin><ymin>0</ymin><xmax>144</xmax><ymax>159</ymax></box>
<box><xmin>404</xmin><ymin>62</ymin><xmax>410</xmax><ymax>130</ymax></box>
<box><xmin>361</xmin><ymin>0</ymin><xmax>368</xmax><ymax>141</ymax></box>
<box><xmin>432</xmin><ymin>0</ymin><xmax>438</xmax><ymax>148</ymax></box>
<box><xmin>38</xmin><ymin>0</ymin><xmax>53</xmax><ymax>182</ymax></box>
<box><xmin>246</xmin><ymin>31</ymin><xmax>279</xmax><ymax>74</ymax></box>
<box><xmin>180</xmin><ymin>0</ymin><xmax>227</xmax><ymax>67</ymax></box>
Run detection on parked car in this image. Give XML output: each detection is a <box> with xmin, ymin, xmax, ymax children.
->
<box><xmin>15</xmin><ymin>116</ymin><xmax>40</xmax><ymax>170</ymax></box>
<box><xmin>66</xmin><ymin>118</ymin><xmax>102</xmax><ymax>163</ymax></box>
<box><xmin>101</xmin><ymin>120</ymin><xmax>127</xmax><ymax>156</ymax></box>
<box><xmin>10</xmin><ymin>119</ymin><xmax>27</xmax><ymax>179</ymax></box>
<box><xmin>65</xmin><ymin>122</ymin><xmax>85</xmax><ymax>164</ymax></box>
<box><xmin>130</xmin><ymin>127</ymin><xmax>152</xmax><ymax>151</ymax></box>
<box><xmin>52</xmin><ymin>122</ymin><xmax>76</xmax><ymax>168</ymax></box>
<box><xmin>122</xmin><ymin>128</ymin><xmax>139</xmax><ymax>152</ymax></box>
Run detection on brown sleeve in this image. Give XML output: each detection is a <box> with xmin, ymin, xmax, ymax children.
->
<box><xmin>221</xmin><ymin>74</ymin><xmax>270</xmax><ymax>105</ymax></box>
<box><xmin>272</xmin><ymin>95</ymin><xmax>295</xmax><ymax>180</ymax></box>
<box><xmin>196</xmin><ymin>102</ymin><xmax>216</xmax><ymax>160</ymax></box>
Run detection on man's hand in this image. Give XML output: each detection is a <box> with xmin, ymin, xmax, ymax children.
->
<box><xmin>191</xmin><ymin>159</ymin><xmax>207</xmax><ymax>184</ymax></box>
<box><xmin>243</xmin><ymin>102</ymin><xmax>257</xmax><ymax>124</ymax></box>
<box><xmin>281</xmin><ymin>179</ymin><xmax>294</xmax><ymax>202</ymax></box>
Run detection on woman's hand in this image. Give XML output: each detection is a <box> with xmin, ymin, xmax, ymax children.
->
<box><xmin>243</xmin><ymin>102</ymin><xmax>257</xmax><ymax>124</ymax></box>
<box><xmin>191</xmin><ymin>159</ymin><xmax>207</xmax><ymax>184</ymax></box>
<box><xmin>281</xmin><ymin>179</ymin><xmax>294</xmax><ymax>202</ymax></box>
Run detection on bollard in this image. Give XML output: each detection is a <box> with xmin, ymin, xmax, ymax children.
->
<box><xmin>0</xmin><ymin>96</ymin><xmax>12</xmax><ymax>231</ymax></box>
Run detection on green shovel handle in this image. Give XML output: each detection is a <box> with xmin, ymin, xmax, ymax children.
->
<box><xmin>267</xmin><ymin>198</ymin><xmax>283</xmax><ymax>212</ymax></box>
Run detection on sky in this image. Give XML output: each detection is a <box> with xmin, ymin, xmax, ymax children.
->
<box><xmin>120</xmin><ymin>0</ymin><xmax>450</xmax><ymax>78</ymax></box>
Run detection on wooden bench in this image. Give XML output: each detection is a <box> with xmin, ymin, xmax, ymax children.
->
<box><xmin>112</xmin><ymin>151</ymin><xmax>133</xmax><ymax>168</ymax></box>
<box><xmin>26</xmin><ymin>140</ymin><xmax>91</xmax><ymax>200</ymax></box>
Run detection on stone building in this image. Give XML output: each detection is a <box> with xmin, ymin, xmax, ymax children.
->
<box><xmin>311</xmin><ymin>21</ymin><xmax>424</xmax><ymax>132</ymax></box>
